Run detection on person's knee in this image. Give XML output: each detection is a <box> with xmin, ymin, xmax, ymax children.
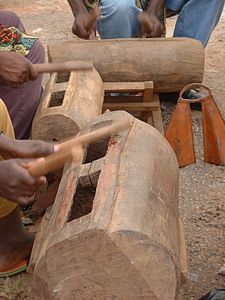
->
<box><xmin>117</xmin><ymin>0</ymin><xmax>135</xmax><ymax>17</ymax></box>
<box><xmin>0</xmin><ymin>11</ymin><xmax>22</xmax><ymax>29</ymax></box>
<box><xmin>103</xmin><ymin>0</ymin><xmax>134</xmax><ymax>18</ymax></box>
<box><xmin>113</xmin><ymin>0</ymin><xmax>132</xmax><ymax>11</ymax></box>
<box><xmin>98</xmin><ymin>0</ymin><xmax>140</xmax><ymax>38</ymax></box>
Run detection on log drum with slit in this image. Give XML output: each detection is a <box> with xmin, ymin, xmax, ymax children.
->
<box><xmin>31</xmin><ymin>67</ymin><xmax>104</xmax><ymax>142</ymax></box>
<box><xmin>29</xmin><ymin>111</ymin><xmax>187</xmax><ymax>300</ymax></box>
<box><xmin>47</xmin><ymin>38</ymin><xmax>204</xmax><ymax>134</ymax></box>
<box><xmin>48</xmin><ymin>38</ymin><xmax>204</xmax><ymax>93</ymax></box>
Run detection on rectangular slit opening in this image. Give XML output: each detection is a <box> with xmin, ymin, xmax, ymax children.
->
<box><xmin>68</xmin><ymin>184</ymin><xmax>96</xmax><ymax>221</ymax></box>
<box><xmin>56</xmin><ymin>72</ymin><xmax>70</xmax><ymax>83</ymax></box>
<box><xmin>68</xmin><ymin>136</ymin><xmax>110</xmax><ymax>221</ymax></box>
<box><xmin>48</xmin><ymin>91</ymin><xmax>65</xmax><ymax>107</ymax></box>
<box><xmin>68</xmin><ymin>121</ymin><xmax>114</xmax><ymax>221</ymax></box>
<box><xmin>85</xmin><ymin>137</ymin><xmax>110</xmax><ymax>163</ymax></box>
<box><xmin>85</xmin><ymin>121</ymin><xmax>112</xmax><ymax>163</ymax></box>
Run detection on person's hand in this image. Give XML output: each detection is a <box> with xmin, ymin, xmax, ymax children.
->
<box><xmin>139</xmin><ymin>11</ymin><xmax>164</xmax><ymax>38</ymax></box>
<box><xmin>0</xmin><ymin>158</ymin><xmax>46</xmax><ymax>206</ymax></box>
<box><xmin>72</xmin><ymin>8</ymin><xmax>99</xmax><ymax>39</ymax></box>
<box><xmin>0</xmin><ymin>52</ymin><xmax>38</xmax><ymax>88</ymax></box>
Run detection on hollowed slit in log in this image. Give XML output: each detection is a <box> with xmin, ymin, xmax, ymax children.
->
<box><xmin>68</xmin><ymin>158</ymin><xmax>103</xmax><ymax>221</ymax></box>
<box><xmin>85</xmin><ymin>120</ymin><xmax>112</xmax><ymax>163</ymax></box>
<box><xmin>56</xmin><ymin>72</ymin><xmax>70</xmax><ymax>83</ymax></box>
<box><xmin>48</xmin><ymin>90</ymin><xmax>65</xmax><ymax>107</ymax></box>
<box><xmin>68</xmin><ymin>184</ymin><xmax>95</xmax><ymax>221</ymax></box>
<box><xmin>68</xmin><ymin>120</ymin><xmax>115</xmax><ymax>221</ymax></box>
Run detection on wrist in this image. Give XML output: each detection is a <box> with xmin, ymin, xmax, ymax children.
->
<box><xmin>0</xmin><ymin>133</ymin><xmax>16</xmax><ymax>158</ymax></box>
<box><xmin>67</xmin><ymin>0</ymin><xmax>88</xmax><ymax>16</ymax></box>
<box><xmin>84</xmin><ymin>0</ymin><xmax>99</xmax><ymax>9</ymax></box>
<box><xmin>146</xmin><ymin>0</ymin><xmax>165</xmax><ymax>15</ymax></box>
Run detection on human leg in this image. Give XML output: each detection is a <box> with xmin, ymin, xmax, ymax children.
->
<box><xmin>0</xmin><ymin>208</ymin><xmax>34</xmax><ymax>273</ymax></box>
<box><xmin>0</xmin><ymin>11</ymin><xmax>44</xmax><ymax>139</ymax></box>
<box><xmin>166</xmin><ymin>0</ymin><xmax>224</xmax><ymax>46</ymax></box>
<box><xmin>0</xmin><ymin>99</ymin><xmax>34</xmax><ymax>274</ymax></box>
<box><xmin>0</xmin><ymin>99</ymin><xmax>17</xmax><ymax>218</ymax></box>
<box><xmin>97</xmin><ymin>0</ymin><xmax>142</xmax><ymax>38</ymax></box>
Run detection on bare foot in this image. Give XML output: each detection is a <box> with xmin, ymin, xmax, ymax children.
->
<box><xmin>0</xmin><ymin>207</ymin><xmax>35</xmax><ymax>271</ymax></box>
<box><xmin>0</xmin><ymin>231</ymin><xmax>34</xmax><ymax>271</ymax></box>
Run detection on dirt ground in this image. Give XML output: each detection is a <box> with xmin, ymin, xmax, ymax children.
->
<box><xmin>0</xmin><ymin>1</ymin><xmax>225</xmax><ymax>299</ymax></box>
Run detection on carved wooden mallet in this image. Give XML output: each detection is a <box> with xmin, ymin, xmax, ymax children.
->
<box><xmin>28</xmin><ymin>118</ymin><xmax>131</xmax><ymax>177</ymax></box>
<box><xmin>34</xmin><ymin>61</ymin><xmax>93</xmax><ymax>73</ymax></box>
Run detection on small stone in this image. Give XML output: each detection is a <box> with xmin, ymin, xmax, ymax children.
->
<box><xmin>218</xmin><ymin>266</ymin><xmax>225</xmax><ymax>276</ymax></box>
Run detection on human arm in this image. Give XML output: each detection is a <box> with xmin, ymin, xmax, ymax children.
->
<box><xmin>0</xmin><ymin>158</ymin><xmax>46</xmax><ymax>206</ymax></box>
<box><xmin>67</xmin><ymin>0</ymin><xmax>88</xmax><ymax>16</ymax></box>
<box><xmin>0</xmin><ymin>133</ymin><xmax>55</xmax><ymax>159</ymax></box>
<box><xmin>67</xmin><ymin>0</ymin><xmax>99</xmax><ymax>39</ymax></box>
<box><xmin>0</xmin><ymin>134</ymin><xmax>57</xmax><ymax>205</ymax></box>
<box><xmin>139</xmin><ymin>0</ymin><xmax>165</xmax><ymax>38</ymax></box>
<box><xmin>0</xmin><ymin>52</ymin><xmax>38</xmax><ymax>88</ymax></box>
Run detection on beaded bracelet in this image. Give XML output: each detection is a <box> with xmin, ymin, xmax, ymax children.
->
<box><xmin>84</xmin><ymin>0</ymin><xmax>99</xmax><ymax>9</ymax></box>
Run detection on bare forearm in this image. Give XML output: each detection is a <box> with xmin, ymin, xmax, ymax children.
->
<box><xmin>0</xmin><ymin>133</ymin><xmax>15</xmax><ymax>158</ymax></box>
<box><xmin>67</xmin><ymin>0</ymin><xmax>87</xmax><ymax>16</ymax></box>
<box><xmin>146</xmin><ymin>0</ymin><xmax>165</xmax><ymax>15</ymax></box>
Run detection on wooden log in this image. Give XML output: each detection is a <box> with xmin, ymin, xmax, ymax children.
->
<box><xmin>30</xmin><ymin>111</ymin><xmax>186</xmax><ymax>300</ymax></box>
<box><xmin>48</xmin><ymin>37</ymin><xmax>204</xmax><ymax>92</ymax></box>
<box><xmin>31</xmin><ymin>68</ymin><xmax>104</xmax><ymax>142</ymax></box>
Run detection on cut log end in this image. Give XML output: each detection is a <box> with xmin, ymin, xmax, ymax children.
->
<box><xmin>31</xmin><ymin>230</ymin><xmax>179</xmax><ymax>300</ymax></box>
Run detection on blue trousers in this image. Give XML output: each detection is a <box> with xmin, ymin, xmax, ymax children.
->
<box><xmin>97</xmin><ymin>0</ymin><xmax>224</xmax><ymax>46</ymax></box>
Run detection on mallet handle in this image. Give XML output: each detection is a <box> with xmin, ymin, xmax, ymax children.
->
<box><xmin>34</xmin><ymin>61</ymin><xmax>93</xmax><ymax>73</ymax></box>
<box><xmin>28</xmin><ymin>146</ymin><xmax>83</xmax><ymax>177</ymax></box>
<box><xmin>28</xmin><ymin>119</ymin><xmax>131</xmax><ymax>177</ymax></box>
<box><xmin>59</xmin><ymin>119</ymin><xmax>131</xmax><ymax>151</ymax></box>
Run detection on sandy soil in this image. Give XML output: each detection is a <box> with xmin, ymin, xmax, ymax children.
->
<box><xmin>0</xmin><ymin>1</ymin><xmax>225</xmax><ymax>299</ymax></box>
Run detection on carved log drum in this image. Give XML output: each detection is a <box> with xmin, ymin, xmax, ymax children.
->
<box><xmin>32</xmin><ymin>68</ymin><xmax>104</xmax><ymax>142</ymax></box>
<box><xmin>30</xmin><ymin>111</ymin><xmax>186</xmax><ymax>300</ymax></box>
<box><xmin>48</xmin><ymin>38</ymin><xmax>204</xmax><ymax>92</ymax></box>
